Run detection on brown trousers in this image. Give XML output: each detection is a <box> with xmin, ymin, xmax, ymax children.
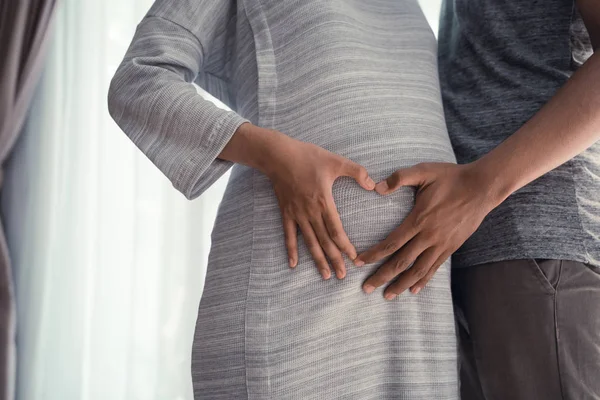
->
<box><xmin>452</xmin><ymin>259</ymin><xmax>600</xmax><ymax>400</ymax></box>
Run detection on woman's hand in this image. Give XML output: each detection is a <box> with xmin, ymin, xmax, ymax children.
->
<box><xmin>353</xmin><ymin>162</ymin><xmax>501</xmax><ymax>298</ymax></box>
<box><xmin>220</xmin><ymin>123</ymin><xmax>376</xmax><ymax>280</ymax></box>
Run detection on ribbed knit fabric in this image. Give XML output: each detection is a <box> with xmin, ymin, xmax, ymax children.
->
<box><xmin>108</xmin><ymin>0</ymin><xmax>459</xmax><ymax>399</ymax></box>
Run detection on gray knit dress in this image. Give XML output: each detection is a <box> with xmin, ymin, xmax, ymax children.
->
<box><xmin>108</xmin><ymin>0</ymin><xmax>459</xmax><ymax>398</ymax></box>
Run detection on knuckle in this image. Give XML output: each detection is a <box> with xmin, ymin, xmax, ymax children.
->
<box><xmin>331</xmin><ymin>256</ymin><xmax>344</xmax><ymax>265</ymax></box>
<box><xmin>313</xmin><ymin>234</ymin><xmax>324</xmax><ymax>247</ymax></box>
<box><xmin>317</xmin><ymin>196</ymin><xmax>328</xmax><ymax>210</ymax></box>
<box><xmin>327</xmin><ymin>246</ymin><xmax>342</xmax><ymax>259</ymax></box>
<box><xmin>431</xmin><ymin>231</ymin><xmax>446</xmax><ymax>244</ymax></box>
<box><xmin>319</xmin><ymin>235</ymin><xmax>333</xmax><ymax>248</ymax></box>
<box><xmin>329</xmin><ymin>229</ymin><xmax>342</xmax><ymax>240</ymax></box>
<box><xmin>379</xmin><ymin>269</ymin><xmax>397</xmax><ymax>283</ymax></box>
<box><xmin>412</xmin><ymin>214</ymin><xmax>429</xmax><ymax>231</ymax></box>
<box><xmin>343</xmin><ymin>159</ymin><xmax>357</xmax><ymax>169</ymax></box>
<box><xmin>422</xmin><ymin>274</ymin><xmax>433</xmax><ymax>284</ymax></box>
<box><xmin>356</xmin><ymin>165</ymin><xmax>367</xmax><ymax>177</ymax></box>
<box><xmin>304</xmin><ymin>194</ymin><xmax>319</xmax><ymax>208</ymax></box>
<box><xmin>307</xmin><ymin>243</ymin><xmax>321</xmax><ymax>253</ymax></box>
<box><xmin>393</xmin><ymin>259</ymin><xmax>408</xmax><ymax>272</ymax></box>
<box><xmin>412</xmin><ymin>266</ymin><xmax>429</xmax><ymax>280</ymax></box>
<box><xmin>304</xmin><ymin>202</ymin><xmax>319</xmax><ymax>216</ymax></box>
<box><xmin>383</xmin><ymin>241</ymin><xmax>399</xmax><ymax>253</ymax></box>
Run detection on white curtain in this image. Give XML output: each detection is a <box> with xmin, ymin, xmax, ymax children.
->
<box><xmin>2</xmin><ymin>0</ymin><xmax>228</xmax><ymax>399</ymax></box>
<box><xmin>2</xmin><ymin>1</ymin><xmax>441</xmax><ymax>399</ymax></box>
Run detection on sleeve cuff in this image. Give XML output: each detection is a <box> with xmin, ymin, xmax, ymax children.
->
<box><xmin>173</xmin><ymin>111</ymin><xmax>249</xmax><ymax>199</ymax></box>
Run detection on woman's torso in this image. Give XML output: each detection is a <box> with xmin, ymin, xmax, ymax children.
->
<box><xmin>195</xmin><ymin>5</ymin><xmax>459</xmax><ymax>396</ymax></box>
<box><xmin>213</xmin><ymin>0</ymin><xmax>455</xmax><ymax>257</ymax></box>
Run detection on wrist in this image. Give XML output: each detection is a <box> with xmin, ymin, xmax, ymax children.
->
<box><xmin>227</xmin><ymin>123</ymin><xmax>297</xmax><ymax>177</ymax></box>
<box><xmin>464</xmin><ymin>158</ymin><xmax>517</xmax><ymax>211</ymax></box>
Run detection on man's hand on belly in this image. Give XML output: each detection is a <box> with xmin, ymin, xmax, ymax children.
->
<box><xmin>352</xmin><ymin>162</ymin><xmax>498</xmax><ymax>299</ymax></box>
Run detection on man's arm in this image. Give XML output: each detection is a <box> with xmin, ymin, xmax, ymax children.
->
<box><xmin>353</xmin><ymin>1</ymin><xmax>600</xmax><ymax>299</ymax></box>
<box><xmin>470</xmin><ymin>0</ymin><xmax>600</xmax><ymax>206</ymax></box>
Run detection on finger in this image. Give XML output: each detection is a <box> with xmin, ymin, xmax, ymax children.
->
<box><xmin>323</xmin><ymin>199</ymin><xmax>357</xmax><ymax>260</ymax></box>
<box><xmin>340</xmin><ymin>160</ymin><xmax>375</xmax><ymax>191</ymax></box>
<box><xmin>310</xmin><ymin>215</ymin><xmax>347</xmax><ymax>279</ymax></box>
<box><xmin>298</xmin><ymin>219</ymin><xmax>332</xmax><ymax>280</ymax></box>
<box><xmin>410</xmin><ymin>250</ymin><xmax>453</xmax><ymax>294</ymax></box>
<box><xmin>354</xmin><ymin>212</ymin><xmax>418</xmax><ymax>266</ymax></box>
<box><xmin>383</xmin><ymin>247</ymin><xmax>439</xmax><ymax>300</ymax></box>
<box><xmin>362</xmin><ymin>237</ymin><xmax>427</xmax><ymax>294</ymax></box>
<box><xmin>282</xmin><ymin>214</ymin><xmax>298</xmax><ymax>268</ymax></box>
<box><xmin>375</xmin><ymin>164</ymin><xmax>429</xmax><ymax>195</ymax></box>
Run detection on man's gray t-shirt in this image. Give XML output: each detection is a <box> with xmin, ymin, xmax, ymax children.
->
<box><xmin>438</xmin><ymin>0</ymin><xmax>600</xmax><ymax>268</ymax></box>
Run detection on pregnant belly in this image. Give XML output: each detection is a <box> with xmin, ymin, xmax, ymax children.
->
<box><xmin>331</xmin><ymin>176</ymin><xmax>414</xmax><ymax>252</ymax></box>
<box><xmin>220</xmin><ymin>114</ymin><xmax>452</xmax><ymax>271</ymax></box>
<box><xmin>273</xmin><ymin>92</ymin><xmax>456</xmax><ymax>186</ymax></box>
<box><xmin>220</xmin><ymin>171</ymin><xmax>415</xmax><ymax>303</ymax></box>
<box><xmin>225</xmin><ymin>169</ymin><xmax>415</xmax><ymax>271</ymax></box>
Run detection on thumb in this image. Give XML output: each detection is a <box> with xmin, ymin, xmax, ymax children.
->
<box><xmin>341</xmin><ymin>161</ymin><xmax>376</xmax><ymax>191</ymax></box>
<box><xmin>376</xmin><ymin>164</ymin><xmax>429</xmax><ymax>195</ymax></box>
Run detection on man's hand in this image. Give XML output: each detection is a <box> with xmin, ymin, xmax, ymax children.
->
<box><xmin>353</xmin><ymin>162</ymin><xmax>500</xmax><ymax>299</ymax></box>
<box><xmin>353</xmin><ymin>0</ymin><xmax>600</xmax><ymax>299</ymax></box>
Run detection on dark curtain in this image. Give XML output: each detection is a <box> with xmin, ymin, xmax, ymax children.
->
<box><xmin>0</xmin><ymin>1</ymin><xmax>57</xmax><ymax>398</ymax></box>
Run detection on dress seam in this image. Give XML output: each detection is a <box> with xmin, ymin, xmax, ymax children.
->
<box><xmin>244</xmin><ymin>166</ymin><xmax>257</xmax><ymax>400</ymax></box>
<box><xmin>249</xmin><ymin>0</ymin><xmax>278</xmax><ymax>129</ymax></box>
<box><xmin>250</xmin><ymin>0</ymin><xmax>276</xmax><ymax>395</ymax></box>
<box><xmin>242</xmin><ymin>1</ymin><xmax>257</xmax><ymax>395</ymax></box>
<box><xmin>242</xmin><ymin>0</ymin><xmax>278</xmax><ymax>395</ymax></box>
<box><xmin>247</xmin><ymin>0</ymin><xmax>277</xmax><ymax>394</ymax></box>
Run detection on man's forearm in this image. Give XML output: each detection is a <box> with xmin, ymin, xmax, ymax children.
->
<box><xmin>474</xmin><ymin>51</ymin><xmax>600</xmax><ymax>207</ymax></box>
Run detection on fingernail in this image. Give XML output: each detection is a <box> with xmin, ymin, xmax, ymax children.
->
<box><xmin>368</xmin><ymin>177</ymin><xmax>376</xmax><ymax>188</ymax></box>
<box><xmin>363</xmin><ymin>284</ymin><xmax>375</xmax><ymax>294</ymax></box>
<box><xmin>354</xmin><ymin>259</ymin><xmax>364</xmax><ymax>267</ymax></box>
<box><xmin>337</xmin><ymin>270</ymin><xmax>346</xmax><ymax>279</ymax></box>
<box><xmin>385</xmin><ymin>293</ymin><xmax>397</xmax><ymax>301</ymax></box>
<box><xmin>375</xmin><ymin>181</ymin><xmax>388</xmax><ymax>193</ymax></box>
<box><xmin>323</xmin><ymin>272</ymin><xmax>331</xmax><ymax>280</ymax></box>
<box><xmin>289</xmin><ymin>258</ymin><xmax>295</xmax><ymax>268</ymax></box>
<box><xmin>412</xmin><ymin>287</ymin><xmax>421</xmax><ymax>294</ymax></box>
